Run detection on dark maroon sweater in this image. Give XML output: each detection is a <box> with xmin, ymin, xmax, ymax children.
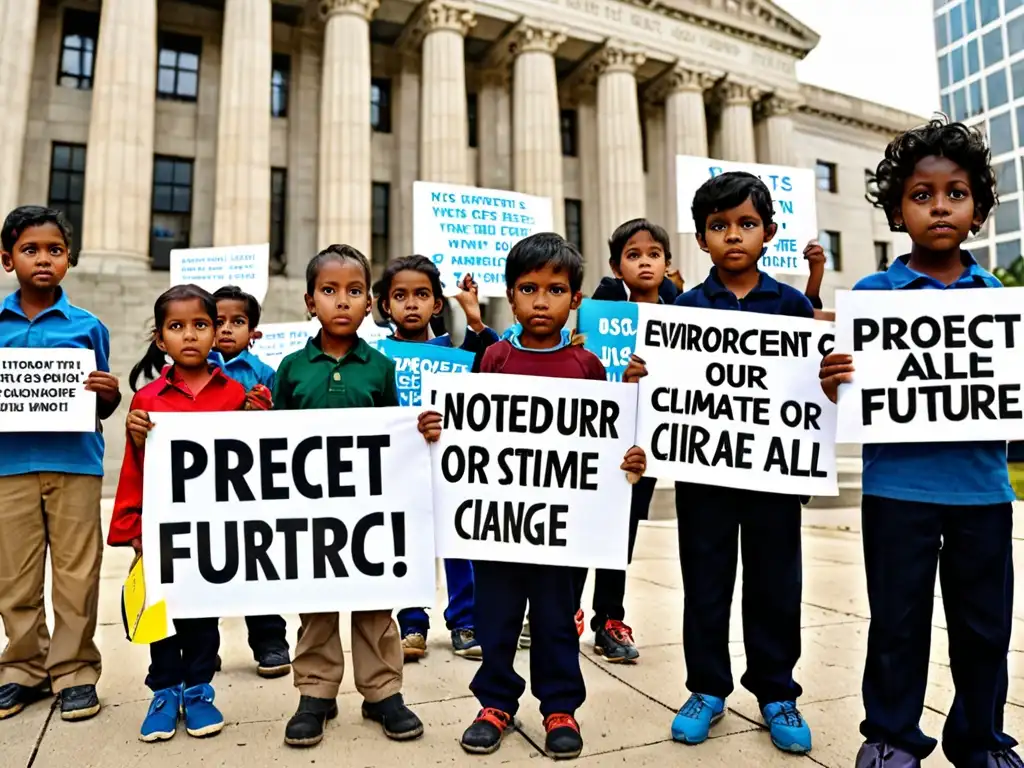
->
<box><xmin>479</xmin><ymin>339</ymin><xmax>607</xmax><ymax>381</ymax></box>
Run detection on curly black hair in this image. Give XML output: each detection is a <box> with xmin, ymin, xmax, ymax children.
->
<box><xmin>866</xmin><ymin>117</ymin><xmax>997</xmax><ymax>233</ymax></box>
<box><xmin>1</xmin><ymin>206</ymin><xmax>76</xmax><ymax>266</ymax></box>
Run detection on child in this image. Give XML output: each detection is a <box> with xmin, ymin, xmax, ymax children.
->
<box><xmin>821</xmin><ymin>119</ymin><xmax>1020</xmax><ymax>768</ymax></box>
<box><xmin>628</xmin><ymin>172</ymin><xmax>815</xmax><ymax>754</ymax></box>
<box><xmin>802</xmin><ymin>240</ymin><xmax>827</xmax><ymax>316</ymax></box>
<box><xmin>109</xmin><ymin>284</ymin><xmax>254</xmax><ymax>742</ymax></box>
<box><xmin>209</xmin><ymin>285</ymin><xmax>290</xmax><ymax>678</ymax></box>
<box><xmin>275</xmin><ymin>244</ymin><xmax>423</xmax><ymax>748</ymax></box>
<box><xmin>374</xmin><ymin>255</ymin><xmax>499</xmax><ymax>661</ymax></box>
<box><xmin>574</xmin><ymin>218</ymin><xmax>674</xmax><ymax>664</ymax></box>
<box><xmin>431</xmin><ymin>232</ymin><xmax>647</xmax><ymax>760</ymax></box>
<box><xmin>0</xmin><ymin>206</ymin><xmax>121</xmax><ymax>723</ymax></box>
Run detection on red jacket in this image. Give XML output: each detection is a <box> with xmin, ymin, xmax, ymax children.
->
<box><xmin>108</xmin><ymin>366</ymin><xmax>248</xmax><ymax>546</ymax></box>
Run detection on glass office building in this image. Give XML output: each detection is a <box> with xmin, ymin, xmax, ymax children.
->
<box><xmin>935</xmin><ymin>0</ymin><xmax>1024</xmax><ymax>269</ymax></box>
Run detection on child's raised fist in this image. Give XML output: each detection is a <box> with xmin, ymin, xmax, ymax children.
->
<box><xmin>454</xmin><ymin>273</ymin><xmax>485</xmax><ymax>333</ymax></box>
<box><xmin>621</xmin><ymin>445</ymin><xmax>647</xmax><ymax>484</ymax></box>
<box><xmin>418</xmin><ymin>410</ymin><xmax>443</xmax><ymax>443</ymax></box>
<box><xmin>623</xmin><ymin>355</ymin><xmax>648</xmax><ymax>384</ymax></box>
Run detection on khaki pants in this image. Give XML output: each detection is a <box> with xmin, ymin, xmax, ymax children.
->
<box><xmin>293</xmin><ymin>611</ymin><xmax>402</xmax><ymax>702</ymax></box>
<box><xmin>0</xmin><ymin>473</ymin><xmax>103</xmax><ymax>692</ymax></box>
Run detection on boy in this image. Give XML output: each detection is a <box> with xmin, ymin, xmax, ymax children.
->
<box><xmin>628</xmin><ymin>172</ymin><xmax>814</xmax><ymax>754</ymax></box>
<box><xmin>443</xmin><ymin>232</ymin><xmax>647</xmax><ymax>760</ymax></box>
<box><xmin>0</xmin><ymin>206</ymin><xmax>121</xmax><ymax>722</ymax></box>
<box><xmin>821</xmin><ymin>119</ymin><xmax>1021</xmax><ymax>768</ymax></box>
<box><xmin>574</xmin><ymin>218</ymin><xmax>674</xmax><ymax>664</ymax></box>
<box><xmin>210</xmin><ymin>285</ymin><xmax>290</xmax><ymax>678</ymax></box>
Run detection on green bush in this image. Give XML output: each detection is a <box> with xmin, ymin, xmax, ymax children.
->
<box><xmin>994</xmin><ymin>255</ymin><xmax>1024</xmax><ymax>286</ymax></box>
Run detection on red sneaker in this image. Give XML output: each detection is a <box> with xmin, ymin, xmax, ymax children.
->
<box><xmin>574</xmin><ymin>609</ymin><xmax>584</xmax><ymax>637</ymax></box>
<box><xmin>544</xmin><ymin>713</ymin><xmax>583</xmax><ymax>758</ymax></box>
<box><xmin>461</xmin><ymin>707</ymin><xmax>512</xmax><ymax>754</ymax></box>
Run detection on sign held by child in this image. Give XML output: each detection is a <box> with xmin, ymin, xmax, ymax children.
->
<box><xmin>170</xmin><ymin>243</ymin><xmax>271</xmax><ymax>303</ymax></box>
<box><xmin>0</xmin><ymin>348</ymin><xmax>97</xmax><ymax>431</ymax></box>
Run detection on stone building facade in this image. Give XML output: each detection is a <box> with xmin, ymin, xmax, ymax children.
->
<box><xmin>2</xmin><ymin>0</ymin><xmax>922</xmax><ymax>488</ymax></box>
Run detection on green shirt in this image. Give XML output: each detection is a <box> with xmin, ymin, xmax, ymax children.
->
<box><xmin>273</xmin><ymin>335</ymin><xmax>398</xmax><ymax>410</ymax></box>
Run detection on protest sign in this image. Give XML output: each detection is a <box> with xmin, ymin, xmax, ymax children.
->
<box><xmin>835</xmin><ymin>287</ymin><xmax>1024</xmax><ymax>443</ymax></box>
<box><xmin>423</xmin><ymin>371</ymin><xmax>637</xmax><ymax>569</ymax></box>
<box><xmin>675</xmin><ymin>156</ymin><xmax>817</xmax><ymax>275</ymax></box>
<box><xmin>358</xmin><ymin>320</ymin><xmax>391</xmax><ymax>351</ymax></box>
<box><xmin>141</xmin><ymin>408</ymin><xmax>435</xmax><ymax>619</ymax></box>
<box><xmin>634</xmin><ymin>304</ymin><xmax>837</xmax><ymax>495</ymax></box>
<box><xmin>379</xmin><ymin>340</ymin><xmax>474</xmax><ymax>407</ymax></box>
<box><xmin>170</xmin><ymin>243</ymin><xmax>270</xmax><ymax>303</ymax></box>
<box><xmin>413</xmin><ymin>181</ymin><xmax>553</xmax><ymax>298</ymax></box>
<box><xmin>577</xmin><ymin>299</ymin><xmax>638</xmax><ymax>382</ymax></box>
<box><xmin>249</xmin><ymin>320</ymin><xmax>319</xmax><ymax>370</ymax></box>
<box><xmin>0</xmin><ymin>348</ymin><xmax>97</xmax><ymax>432</ymax></box>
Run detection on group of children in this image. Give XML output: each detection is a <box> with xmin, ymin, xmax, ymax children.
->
<box><xmin>0</xmin><ymin>116</ymin><xmax>1019</xmax><ymax>767</ymax></box>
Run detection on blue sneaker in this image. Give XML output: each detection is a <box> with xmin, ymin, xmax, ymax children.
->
<box><xmin>671</xmin><ymin>693</ymin><xmax>725</xmax><ymax>744</ymax></box>
<box><xmin>761</xmin><ymin>701</ymin><xmax>811</xmax><ymax>753</ymax></box>
<box><xmin>183</xmin><ymin>684</ymin><xmax>224</xmax><ymax>738</ymax></box>
<box><xmin>139</xmin><ymin>685</ymin><xmax>181</xmax><ymax>742</ymax></box>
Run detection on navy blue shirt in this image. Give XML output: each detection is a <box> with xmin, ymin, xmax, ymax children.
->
<box><xmin>675</xmin><ymin>267</ymin><xmax>814</xmax><ymax>318</ymax></box>
<box><xmin>852</xmin><ymin>253</ymin><xmax>1013</xmax><ymax>506</ymax></box>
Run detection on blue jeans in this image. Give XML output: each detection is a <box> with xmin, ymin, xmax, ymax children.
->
<box><xmin>398</xmin><ymin>558</ymin><xmax>474</xmax><ymax>636</ymax></box>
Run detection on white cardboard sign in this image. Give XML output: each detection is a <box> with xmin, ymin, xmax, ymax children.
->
<box><xmin>0</xmin><ymin>348</ymin><xmax>97</xmax><ymax>432</ymax></box>
<box><xmin>170</xmin><ymin>243</ymin><xmax>270</xmax><ymax>303</ymax></box>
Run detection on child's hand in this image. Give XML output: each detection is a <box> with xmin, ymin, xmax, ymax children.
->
<box><xmin>244</xmin><ymin>384</ymin><xmax>273</xmax><ymax>411</ymax></box>
<box><xmin>623</xmin><ymin>355</ymin><xmax>648</xmax><ymax>384</ymax></box>
<box><xmin>621</xmin><ymin>446</ymin><xmax>647</xmax><ymax>484</ymax></box>
<box><xmin>126</xmin><ymin>409</ymin><xmax>154</xmax><ymax>449</ymax></box>
<box><xmin>820</xmin><ymin>353</ymin><xmax>854</xmax><ymax>404</ymax></box>
<box><xmin>248</xmin><ymin>329</ymin><xmax>264</xmax><ymax>348</ymax></box>
<box><xmin>454</xmin><ymin>273</ymin><xmax>485</xmax><ymax>333</ymax></box>
<box><xmin>131</xmin><ymin>537</ymin><xmax>143</xmax><ymax>556</ymax></box>
<box><xmin>85</xmin><ymin>371</ymin><xmax>120</xmax><ymax>403</ymax></box>
<box><xmin>418</xmin><ymin>410</ymin><xmax>443</xmax><ymax>443</ymax></box>
<box><xmin>666</xmin><ymin>269</ymin><xmax>684</xmax><ymax>293</ymax></box>
<box><xmin>804</xmin><ymin>241</ymin><xmax>826</xmax><ymax>277</ymax></box>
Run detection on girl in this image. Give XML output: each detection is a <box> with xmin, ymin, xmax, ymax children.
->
<box><xmin>374</xmin><ymin>255</ymin><xmax>499</xmax><ymax>661</ymax></box>
<box><xmin>109</xmin><ymin>284</ymin><xmax>256</xmax><ymax>743</ymax></box>
<box><xmin>274</xmin><ymin>244</ymin><xmax>424</xmax><ymax>749</ymax></box>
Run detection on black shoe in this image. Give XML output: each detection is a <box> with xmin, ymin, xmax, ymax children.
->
<box><xmin>544</xmin><ymin>713</ymin><xmax>583</xmax><ymax>759</ymax></box>
<box><xmin>256</xmin><ymin>648</ymin><xmax>291</xmax><ymax>679</ymax></box>
<box><xmin>460</xmin><ymin>708</ymin><xmax>513</xmax><ymax>754</ymax></box>
<box><xmin>0</xmin><ymin>681</ymin><xmax>51</xmax><ymax>720</ymax></box>
<box><xmin>59</xmin><ymin>684</ymin><xmax>101</xmax><ymax>722</ymax></box>
<box><xmin>284</xmin><ymin>696</ymin><xmax>338</xmax><ymax>747</ymax></box>
<box><xmin>361</xmin><ymin>693</ymin><xmax>423</xmax><ymax>740</ymax></box>
<box><xmin>593</xmin><ymin>620</ymin><xmax>639</xmax><ymax>664</ymax></box>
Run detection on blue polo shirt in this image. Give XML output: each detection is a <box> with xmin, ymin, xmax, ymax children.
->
<box><xmin>208</xmin><ymin>348</ymin><xmax>276</xmax><ymax>391</ymax></box>
<box><xmin>675</xmin><ymin>267</ymin><xmax>814</xmax><ymax>318</ymax></box>
<box><xmin>0</xmin><ymin>289</ymin><xmax>112</xmax><ymax>477</ymax></box>
<box><xmin>853</xmin><ymin>253</ymin><xmax>1013</xmax><ymax>506</ymax></box>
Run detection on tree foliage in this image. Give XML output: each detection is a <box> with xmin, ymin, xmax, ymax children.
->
<box><xmin>994</xmin><ymin>255</ymin><xmax>1024</xmax><ymax>287</ymax></box>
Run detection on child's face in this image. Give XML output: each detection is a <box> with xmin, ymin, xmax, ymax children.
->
<box><xmin>385</xmin><ymin>269</ymin><xmax>442</xmax><ymax>338</ymax></box>
<box><xmin>613</xmin><ymin>230</ymin><xmax>668</xmax><ymax>294</ymax></box>
<box><xmin>304</xmin><ymin>259</ymin><xmax>370</xmax><ymax>339</ymax></box>
<box><xmin>507</xmin><ymin>264</ymin><xmax>581</xmax><ymax>346</ymax></box>
<box><xmin>698</xmin><ymin>196</ymin><xmax>777</xmax><ymax>275</ymax></box>
<box><xmin>215</xmin><ymin>298</ymin><xmax>252</xmax><ymax>358</ymax></box>
<box><xmin>1</xmin><ymin>223</ymin><xmax>70</xmax><ymax>292</ymax></box>
<box><xmin>156</xmin><ymin>299</ymin><xmax>216</xmax><ymax>369</ymax></box>
<box><xmin>894</xmin><ymin>155</ymin><xmax>981</xmax><ymax>251</ymax></box>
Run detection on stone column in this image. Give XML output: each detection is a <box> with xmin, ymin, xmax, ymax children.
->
<box><xmin>213</xmin><ymin>0</ymin><xmax>272</xmax><ymax>246</ymax></box>
<box><xmin>511</xmin><ymin>23</ymin><xmax>566</xmax><ymax>235</ymax></box>
<box><xmin>476</xmin><ymin>69</ymin><xmax>511</xmax><ymax>190</ymax></box>
<box><xmin>596</xmin><ymin>46</ymin><xmax>646</xmax><ymax>253</ymax></box>
<box><xmin>663</xmin><ymin>66</ymin><xmax>715</xmax><ymax>287</ymax></box>
<box><xmin>81</xmin><ymin>0</ymin><xmax>158</xmax><ymax>267</ymax></box>
<box><xmin>390</xmin><ymin>52</ymin><xmax>421</xmax><ymax>262</ymax></box>
<box><xmin>755</xmin><ymin>94</ymin><xmax>797</xmax><ymax>166</ymax></box>
<box><xmin>0</xmin><ymin>1</ymin><xmax>39</xmax><ymax>219</ymax></box>
<box><xmin>418</xmin><ymin>1</ymin><xmax>475</xmax><ymax>184</ymax></box>
<box><xmin>716</xmin><ymin>80</ymin><xmax>760</xmax><ymax>164</ymax></box>
<box><xmin>318</xmin><ymin>0</ymin><xmax>378</xmax><ymax>253</ymax></box>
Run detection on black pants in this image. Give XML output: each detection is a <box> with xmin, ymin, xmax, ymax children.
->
<box><xmin>574</xmin><ymin>476</ymin><xmax>656</xmax><ymax>632</ymax></box>
<box><xmin>860</xmin><ymin>495</ymin><xmax>1016</xmax><ymax>765</ymax></box>
<box><xmin>471</xmin><ymin>561</ymin><xmax>585</xmax><ymax>718</ymax></box>
<box><xmin>146</xmin><ymin>618</ymin><xmax>220</xmax><ymax>692</ymax></box>
<box><xmin>245</xmin><ymin>614</ymin><xmax>288</xmax><ymax>658</ymax></box>
<box><xmin>676</xmin><ymin>483</ymin><xmax>802</xmax><ymax>705</ymax></box>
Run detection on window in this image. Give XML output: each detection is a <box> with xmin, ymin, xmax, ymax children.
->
<box><xmin>938</xmin><ymin>53</ymin><xmax>951</xmax><ymax>89</ymax></box>
<box><xmin>47</xmin><ymin>143</ymin><xmax>86</xmax><ymax>260</ymax></box>
<box><xmin>565</xmin><ymin>199</ymin><xmax>583</xmax><ymax>253</ymax></box>
<box><xmin>987</xmin><ymin>69</ymin><xmax>1009</xmax><ymax>109</ymax></box>
<box><xmin>819</xmin><ymin>230</ymin><xmax>842</xmax><ymax>271</ymax></box>
<box><xmin>157</xmin><ymin>32</ymin><xmax>201</xmax><ymax>102</ymax></box>
<box><xmin>874</xmin><ymin>241</ymin><xmax>890</xmax><ymax>272</ymax></box>
<box><xmin>965</xmin><ymin>0</ymin><xmax>978</xmax><ymax>32</ymax></box>
<box><xmin>942</xmin><ymin>92</ymin><xmax>953</xmax><ymax>118</ymax></box>
<box><xmin>371</xmin><ymin>78</ymin><xmax>391</xmax><ymax>133</ymax></box>
<box><xmin>1009</xmin><ymin>16</ymin><xmax>1024</xmax><ymax>54</ymax></box>
<box><xmin>270</xmin><ymin>168</ymin><xmax>287</xmax><ymax>264</ymax></box>
<box><xmin>467</xmin><ymin>92</ymin><xmax>478</xmax><ymax>148</ymax></box>
<box><xmin>1008</xmin><ymin>0</ymin><xmax>1024</xmax><ymax>10</ymax></box>
<box><xmin>990</xmin><ymin>112</ymin><xmax>1014</xmax><ymax>156</ymax></box>
<box><xmin>953</xmin><ymin>86</ymin><xmax>967</xmax><ymax>120</ymax></box>
<box><xmin>271</xmin><ymin>53</ymin><xmax>290</xmax><ymax>118</ymax></box>
<box><xmin>980</xmin><ymin>0</ymin><xmax>1000</xmax><ymax>25</ymax></box>
<box><xmin>1013</xmin><ymin>59</ymin><xmax>1024</xmax><ymax>100</ymax></box>
<box><xmin>997</xmin><ymin>239</ymin><xmax>1022</xmax><ymax>268</ymax></box>
<box><xmin>58</xmin><ymin>9</ymin><xmax>98</xmax><ymax>90</ymax></box>
<box><xmin>371</xmin><ymin>182</ymin><xmax>390</xmax><ymax>267</ymax></box>
<box><xmin>971</xmin><ymin>244</ymin><xmax>991</xmax><ymax>268</ymax></box>
<box><xmin>815</xmin><ymin>161</ymin><xmax>837</xmax><ymax>193</ymax></box>
<box><xmin>982</xmin><ymin>27</ymin><xmax>1003</xmax><ymax>67</ymax></box>
<box><xmin>996</xmin><ymin>159</ymin><xmax>1018</xmax><ymax>196</ymax></box>
<box><xmin>967</xmin><ymin>38</ymin><xmax>980</xmax><ymax>76</ymax></box>
<box><xmin>1018</xmin><ymin>106</ymin><xmax>1024</xmax><ymax>148</ymax></box>
<box><xmin>560</xmin><ymin>109</ymin><xmax>578</xmax><ymax>157</ymax></box>
<box><xmin>151</xmin><ymin>156</ymin><xmax>194</xmax><ymax>266</ymax></box>
<box><xmin>969</xmin><ymin>79</ymin><xmax>984</xmax><ymax>116</ymax></box>
<box><xmin>950</xmin><ymin>46</ymin><xmax>965</xmax><ymax>83</ymax></box>
<box><xmin>949</xmin><ymin>3</ymin><xmax>964</xmax><ymax>41</ymax></box>
<box><xmin>935</xmin><ymin>13</ymin><xmax>949</xmax><ymax>49</ymax></box>
<box><xmin>995</xmin><ymin>201</ymin><xmax>1020</xmax><ymax>236</ymax></box>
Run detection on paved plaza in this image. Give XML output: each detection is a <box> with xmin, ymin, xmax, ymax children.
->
<box><xmin>2</xmin><ymin>505</ymin><xmax>1023</xmax><ymax>767</ymax></box>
